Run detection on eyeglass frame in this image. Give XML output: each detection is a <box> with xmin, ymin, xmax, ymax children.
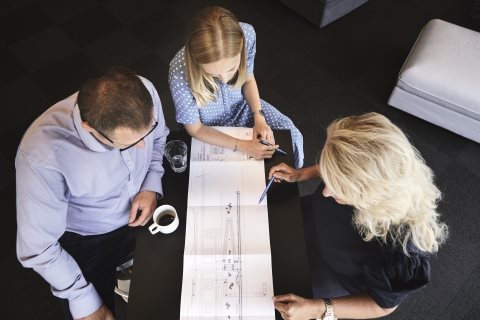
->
<box><xmin>96</xmin><ymin>120</ymin><xmax>159</xmax><ymax>152</ymax></box>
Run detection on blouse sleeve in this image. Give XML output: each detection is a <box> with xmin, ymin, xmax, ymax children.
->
<box><xmin>364</xmin><ymin>250</ymin><xmax>431</xmax><ymax>308</ymax></box>
<box><xmin>240</xmin><ymin>23</ymin><xmax>256</xmax><ymax>75</ymax></box>
<box><xmin>168</xmin><ymin>48</ymin><xmax>201</xmax><ymax>125</ymax></box>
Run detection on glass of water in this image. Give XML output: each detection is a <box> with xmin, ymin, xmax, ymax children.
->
<box><xmin>164</xmin><ymin>140</ymin><xmax>188</xmax><ymax>173</ymax></box>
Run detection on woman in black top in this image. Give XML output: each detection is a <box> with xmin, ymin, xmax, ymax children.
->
<box><xmin>270</xmin><ymin>113</ymin><xmax>448</xmax><ymax>320</ymax></box>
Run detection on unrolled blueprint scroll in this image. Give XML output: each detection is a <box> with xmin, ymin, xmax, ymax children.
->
<box><xmin>180</xmin><ymin>127</ymin><xmax>275</xmax><ymax>320</ymax></box>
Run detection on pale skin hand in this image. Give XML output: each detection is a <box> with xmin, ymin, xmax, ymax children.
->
<box><xmin>237</xmin><ymin>138</ymin><xmax>277</xmax><ymax>159</ymax></box>
<box><xmin>273</xmin><ymin>293</ymin><xmax>397</xmax><ymax>320</ymax></box>
<box><xmin>243</xmin><ymin>74</ymin><xmax>275</xmax><ymax>144</ymax></box>
<box><xmin>184</xmin><ymin>122</ymin><xmax>277</xmax><ymax>160</ymax></box>
<box><xmin>198</xmin><ymin>57</ymin><xmax>275</xmax><ymax>152</ymax></box>
<box><xmin>128</xmin><ymin>190</ymin><xmax>157</xmax><ymax>227</ymax></box>
<box><xmin>253</xmin><ymin>114</ymin><xmax>274</xmax><ymax>143</ymax></box>
<box><xmin>78</xmin><ymin>304</ymin><xmax>114</xmax><ymax>320</ymax></box>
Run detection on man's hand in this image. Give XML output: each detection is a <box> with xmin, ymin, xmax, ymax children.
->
<box><xmin>129</xmin><ymin>190</ymin><xmax>157</xmax><ymax>227</ymax></box>
<box><xmin>78</xmin><ymin>304</ymin><xmax>114</xmax><ymax>320</ymax></box>
<box><xmin>273</xmin><ymin>294</ymin><xmax>320</xmax><ymax>320</ymax></box>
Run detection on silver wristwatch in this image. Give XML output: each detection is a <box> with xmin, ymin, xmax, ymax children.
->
<box><xmin>253</xmin><ymin>109</ymin><xmax>265</xmax><ymax>117</ymax></box>
<box><xmin>321</xmin><ymin>298</ymin><xmax>336</xmax><ymax>320</ymax></box>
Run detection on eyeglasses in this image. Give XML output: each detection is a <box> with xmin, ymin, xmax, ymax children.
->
<box><xmin>97</xmin><ymin>120</ymin><xmax>159</xmax><ymax>152</ymax></box>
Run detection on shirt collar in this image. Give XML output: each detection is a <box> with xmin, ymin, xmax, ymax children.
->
<box><xmin>73</xmin><ymin>103</ymin><xmax>113</xmax><ymax>153</ymax></box>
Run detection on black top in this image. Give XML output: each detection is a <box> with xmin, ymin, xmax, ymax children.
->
<box><xmin>301</xmin><ymin>185</ymin><xmax>430</xmax><ymax>308</ymax></box>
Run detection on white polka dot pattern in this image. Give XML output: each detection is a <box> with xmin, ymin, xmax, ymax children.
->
<box><xmin>168</xmin><ymin>23</ymin><xmax>304</xmax><ymax>168</ymax></box>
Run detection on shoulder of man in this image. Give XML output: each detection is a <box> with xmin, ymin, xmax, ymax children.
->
<box><xmin>137</xmin><ymin>76</ymin><xmax>161</xmax><ymax>103</ymax></box>
<box><xmin>17</xmin><ymin>94</ymin><xmax>78</xmax><ymax>163</ymax></box>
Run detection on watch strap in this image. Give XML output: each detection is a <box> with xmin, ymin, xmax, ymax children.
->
<box><xmin>321</xmin><ymin>298</ymin><xmax>336</xmax><ymax>320</ymax></box>
<box><xmin>252</xmin><ymin>109</ymin><xmax>265</xmax><ymax>117</ymax></box>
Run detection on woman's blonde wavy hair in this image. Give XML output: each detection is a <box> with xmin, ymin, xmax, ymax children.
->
<box><xmin>319</xmin><ymin>112</ymin><xmax>448</xmax><ymax>255</ymax></box>
<box><xmin>184</xmin><ymin>6</ymin><xmax>247</xmax><ymax>106</ymax></box>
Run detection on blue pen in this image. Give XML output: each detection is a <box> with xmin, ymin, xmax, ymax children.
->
<box><xmin>258</xmin><ymin>176</ymin><xmax>275</xmax><ymax>204</ymax></box>
<box><xmin>259</xmin><ymin>139</ymin><xmax>287</xmax><ymax>155</ymax></box>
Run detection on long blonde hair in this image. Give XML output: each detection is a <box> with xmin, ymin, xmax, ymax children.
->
<box><xmin>319</xmin><ymin>113</ymin><xmax>448</xmax><ymax>254</ymax></box>
<box><xmin>184</xmin><ymin>6</ymin><xmax>247</xmax><ymax>106</ymax></box>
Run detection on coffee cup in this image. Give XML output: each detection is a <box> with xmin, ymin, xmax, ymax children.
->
<box><xmin>149</xmin><ymin>205</ymin><xmax>179</xmax><ymax>234</ymax></box>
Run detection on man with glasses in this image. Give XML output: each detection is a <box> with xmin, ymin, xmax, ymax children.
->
<box><xmin>15</xmin><ymin>67</ymin><xmax>169</xmax><ymax>320</ymax></box>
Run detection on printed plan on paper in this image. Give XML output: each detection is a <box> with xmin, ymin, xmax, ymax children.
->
<box><xmin>180</xmin><ymin>127</ymin><xmax>275</xmax><ymax>320</ymax></box>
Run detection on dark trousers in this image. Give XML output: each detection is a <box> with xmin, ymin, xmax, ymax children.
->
<box><xmin>58</xmin><ymin>225</ymin><xmax>136</xmax><ymax>319</ymax></box>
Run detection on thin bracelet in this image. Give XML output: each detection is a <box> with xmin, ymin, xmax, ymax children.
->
<box><xmin>233</xmin><ymin>139</ymin><xmax>239</xmax><ymax>152</ymax></box>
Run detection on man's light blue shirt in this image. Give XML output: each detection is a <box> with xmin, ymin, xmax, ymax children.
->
<box><xmin>15</xmin><ymin>77</ymin><xmax>169</xmax><ymax>318</ymax></box>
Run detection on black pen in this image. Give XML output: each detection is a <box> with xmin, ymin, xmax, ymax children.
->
<box><xmin>259</xmin><ymin>139</ymin><xmax>287</xmax><ymax>155</ymax></box>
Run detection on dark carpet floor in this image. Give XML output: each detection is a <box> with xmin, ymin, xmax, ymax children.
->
<box><xmin>2</xmin><ymin>0</ymin><xmax>480</xmax><ymax>319</ymax></box>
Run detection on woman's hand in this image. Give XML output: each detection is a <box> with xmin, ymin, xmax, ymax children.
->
<box><xmin>242</xmin><ymin>73</ymin><xmax>274</xmax><ymax>144</ymax></box>
<box><xmin>238</xmin><ymin>139</ymin><xmax>277</xmax><ymax>159</ymax></box>
<box><xmin>184</xmin><ymin>122</ymin><xmax>277</xmax><ymax>160</ymax></box>
<box><xmin>253</xmin><ymin>116</ymin><xmax>275</xmax><ymax>144</ymax></box>
<box><xmin>270</xmin><ymin>164</ymin><xmax>321</xmax><ymax>182</ymax></box>
<box><xmin>273</xmin><ymin>294</ymin><xmax>320</xmax><ymax>320</ymax></box>
<box><xmin>269</xmin><ymin>163</ymin><xmax>301</xmax><ymax>183</ymax></box>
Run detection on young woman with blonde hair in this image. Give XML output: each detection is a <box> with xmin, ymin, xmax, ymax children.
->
<box><xmin>168</xmin><ymin>6</ymin><xmax>304</xmax><ymax>168</ymax></box>
<box><xmin>269</xmin><ymin>112</ymin><xmax>448</xmax><ymax>320</ymax></box>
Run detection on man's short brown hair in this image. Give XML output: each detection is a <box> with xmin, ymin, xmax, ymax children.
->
<box><xmin>77</xmin><ymin>67</ymin><xmax>153</xmax><ymax>135</ymax></box>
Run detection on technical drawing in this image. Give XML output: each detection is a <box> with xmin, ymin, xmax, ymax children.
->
<box><xmin>180</xmin><ymin>128</ymin><xmax>275</xmax><ymax>320</ymax></box>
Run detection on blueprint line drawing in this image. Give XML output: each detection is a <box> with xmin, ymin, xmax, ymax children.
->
<box><xmin>180</xmin><ymin>127</ymin><xmax>275</xmax><ymax>320</ymax></box>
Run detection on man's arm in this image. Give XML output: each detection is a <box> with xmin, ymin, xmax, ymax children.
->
<box><xmin>130</xmin><ymin>79</ymin><xmax>170</xmax><ymax>226</ymax></box>
<box><xmin>16</xmin><ymin>152</ymin><xmax>102</xmax><ymax>319</ymax></box>
<box><xmin>139</xmin><ymin>78</ymin><xmax>170</xmax><ymax>197</ymax></box>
